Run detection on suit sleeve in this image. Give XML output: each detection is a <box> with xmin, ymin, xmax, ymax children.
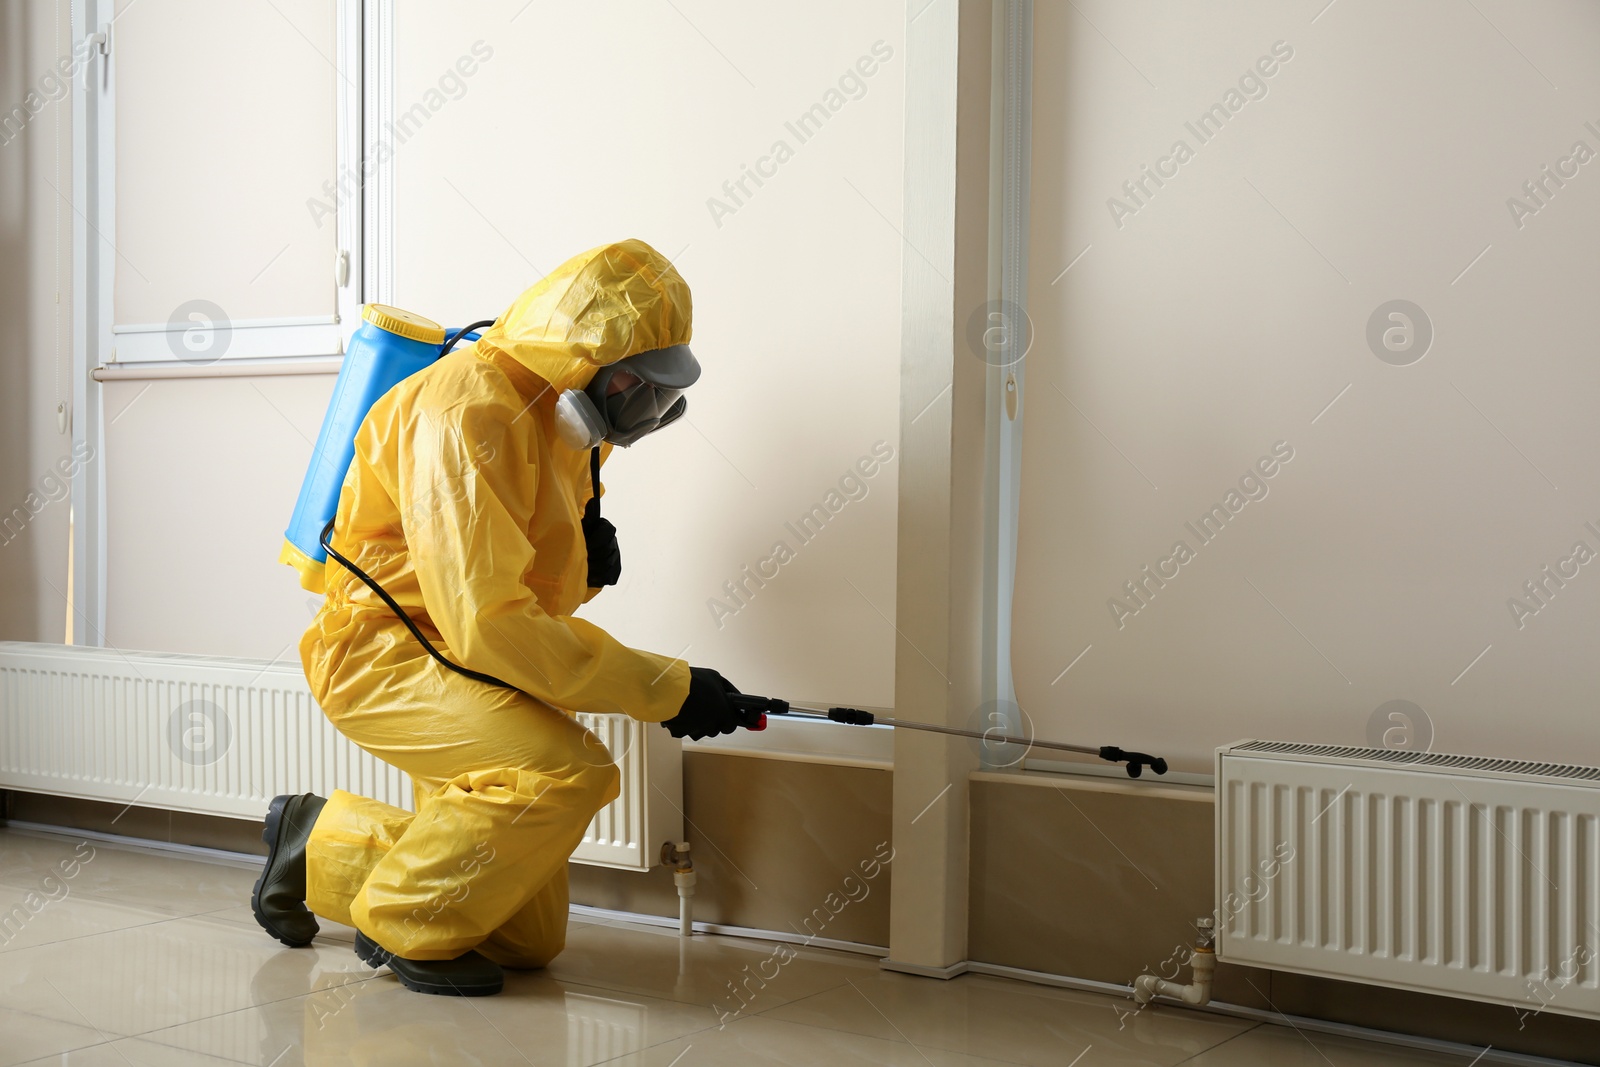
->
<box><xmin>400</xmin><ymin>394</ymin><xmax>689</xmax><ymax>721</ymax></box>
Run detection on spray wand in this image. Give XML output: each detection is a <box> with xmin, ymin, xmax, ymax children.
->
<box><xmin>726</xmin><ymin>694</ymin><xmax>1168</xmax><ymax>779</ymax></box>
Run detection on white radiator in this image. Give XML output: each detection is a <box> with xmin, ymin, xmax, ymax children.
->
<box><xmin>1217</xmin><ymin>740</ymin><xmax>1600</xmax><ymax>1022</ymax></box>
<box><xmin>0</xmin><ymin>642</ymin><xmax>681</xmax><ymax>871</ymax></box>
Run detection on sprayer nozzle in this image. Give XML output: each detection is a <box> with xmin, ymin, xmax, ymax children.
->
<box><xmin>1100</xmin><ymin>746</ymin><xmax>1168</xmax><ymax>778</ymax></box>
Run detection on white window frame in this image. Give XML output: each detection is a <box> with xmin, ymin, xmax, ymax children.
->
<box><xmin>72</xmin><ymin>0</ymin><xmax>112</xmax><ymax>645</ymax></box>
<box><xmin>73</xmin><ymin>0</ymin><xmax>385</xmax><ymax>639</ymax></box>
<box><xmin>362</xmin><ymin>0</ymin><xmax>395</xmax><ymax>308</ymax></box>
<box><xmin>92</xmin><ymin>0</ymin><xmax>373</xmax><ymax>367</ymax></box>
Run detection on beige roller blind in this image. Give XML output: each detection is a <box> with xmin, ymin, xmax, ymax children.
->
<box><xmin>1013</xmin><ymin>2</ymin><xmax>1600</xmax><ymax>774</ymax></box>
<box><xmin>113</xmin><ymin>0</ymin><xmax>337</xmax><ymax>327</ymax></box>
<box><xmin>389</xmin><ymin>1</ymin><xmax>905</xmax><ymax>707</ymax></box>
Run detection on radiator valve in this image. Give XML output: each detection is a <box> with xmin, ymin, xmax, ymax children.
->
<box><xmin>1133</xmin><ymin>918</ymin><xmax>1216</xmax><ymax>1007</ymax></box>
<box><xmin>661</xmin><ymin>840</ymin><xmax>696</xmax><ymax>938</ymax></box>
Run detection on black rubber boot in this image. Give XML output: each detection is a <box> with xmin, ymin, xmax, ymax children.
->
<box><xmin>354</xmin><ymin>932</ymin><xmax>505</xmax><ymax>997</ymax></box>
<box><xmin>251</xmin><ymin>792</ymin><xmax>327</xmax><ymax>947</ymax></box>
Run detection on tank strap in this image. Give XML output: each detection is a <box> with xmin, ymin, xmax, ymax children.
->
<box><xmin>318</xmin><ymin>518</ymin><xmax>518</xmax><ymax>692</ymax></box>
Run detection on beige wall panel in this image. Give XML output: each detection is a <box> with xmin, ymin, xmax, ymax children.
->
<box><xmin>571</xmin><ymin>751</ymin><xmax>893</xmax><ymax>948</ymax></box>
<box><xmin>968</xmin><ymin>776</ymin><xmax>1270</xmax><ymax>1000</ymax></box>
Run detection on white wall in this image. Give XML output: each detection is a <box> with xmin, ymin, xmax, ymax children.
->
<box><xmin>386</xmin><ymin>0</ymin><xmax>906</xmax><ymax>707</ymax></box>
<box><xmin>103</xmin><ymin>374</ymin><xmax>335</xmax><ymax>659</ymax></box>
<box><xmin>1013</xmin><ymin>0</ymin><xmax>1600</xmax><ymax>773</ymax></box>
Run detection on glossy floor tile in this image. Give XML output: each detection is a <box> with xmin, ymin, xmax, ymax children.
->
<box><xmin>145</xmin><ymin>959</ymin><xmax>719</xmax><ymax>1066</ymax></box>
<box><xmin>0</xmin><ymin>1005</ymin><xmax>105</xmax><ymax>1067</ymax></box>
<box><xmin>12</xmin><ymin>1041</ymin><xmax>245</xmax><ymax>1066</ymax></box>
<box><xmin>1180</xmin><ymin>1024</ymin><xmax>1491</xmax><ymax>1066</ymax></box>
<box><xmin>0</xmin><ymin>882</ymin><xmax>170</xmax><ymax>955</ymax></box>
<box><xmin>760</xmin><ymin>970</ymin><xmax>1252</xmax><ymax>1066</ymax></box>
<box><xmin>0</xmin><ymin>830</ymin><xmax>257</xmax><ymax>918</ymax></box>
<box><xmin>545</xmin><ymin>917</ymin><xmax>883</xmax><ymax>1013</ymax></box>
<box><xmin>0</xmin><ymin>828</ymin><xmax>1509</xmax><ymax>1067</ymax></box>
<box><xmin>602</xmin><ymin>1014</ymin><xmax>1031</xmax><ymax>1065</ymax></box>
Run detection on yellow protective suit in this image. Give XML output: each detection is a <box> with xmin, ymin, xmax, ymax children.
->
<box><xmin>300</xmin><ymin>240</ymin><xmax>693</xmax><ymax>965</ymax></box>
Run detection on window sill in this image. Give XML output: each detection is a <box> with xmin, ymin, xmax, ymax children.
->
<box><xmin>93</xmin><ymin>356</ymin><xmax>344</xmax><ymax>382</ymax></box>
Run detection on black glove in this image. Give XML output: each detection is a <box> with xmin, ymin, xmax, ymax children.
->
<box><xmin>662</xmin><ymin>667</ymin><xmax>742</xmax><ymax>740</ymax></box>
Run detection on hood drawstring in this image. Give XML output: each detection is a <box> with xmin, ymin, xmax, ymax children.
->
<box><xmin>583</xmin><ymin>446</ymin><xmax>622</xmax><ymax>588</ymax></box>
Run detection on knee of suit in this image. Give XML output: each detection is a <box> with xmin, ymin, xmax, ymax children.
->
<box><xmin>448</xmin><ymin>762</ymin><xmax>617</xmax><ymax>801</ymax></box>
<box><xmin>471</xmin><ymin>761</ymin><xmax>617</xmax><ymax>818</ymax></box>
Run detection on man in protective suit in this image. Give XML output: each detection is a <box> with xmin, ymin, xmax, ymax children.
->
<box><xmin>249</xmin><ymin>241</ymin><xmax>745</xmax><ymax>996</ymax></box>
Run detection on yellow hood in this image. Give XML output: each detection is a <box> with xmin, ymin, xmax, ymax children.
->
<box><xmin>480</xmin><ymin>239</ymin><xmax>693</xmax><ymax>393</ymax></box>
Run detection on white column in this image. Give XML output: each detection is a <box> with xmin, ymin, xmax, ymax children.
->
<box><xmin>885</xmin><ymin>0</ymin><xmax>996</xmax><ymax>975</ymax></box>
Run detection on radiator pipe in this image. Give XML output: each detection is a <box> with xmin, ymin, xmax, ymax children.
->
<box><xmin>662</xmin><ymin>840</ymin><xmax>695</xmax><ymax>938</ymax></box>
<box><xmin>1133</xmin><ymin>918</ymin><xmax>1215</xmax><ymax>1007</ymax></box>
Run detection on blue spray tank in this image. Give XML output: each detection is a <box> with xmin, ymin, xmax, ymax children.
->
<box><xmin>280</xmin><ymin>303</ymin><xmax>482</xmax><ymax>593</ymax></box>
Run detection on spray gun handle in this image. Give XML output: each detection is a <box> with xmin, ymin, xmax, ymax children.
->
<box><xmin>727</xmin><ymin>693</ymin><xmax>788</xmax><ymax>732</ymax></box>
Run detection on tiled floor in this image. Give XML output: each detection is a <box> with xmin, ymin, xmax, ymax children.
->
<box><xmin>0</xmin><ymin>828</ymin><xmax>1498</xmax><ymax>1066</ymax></box>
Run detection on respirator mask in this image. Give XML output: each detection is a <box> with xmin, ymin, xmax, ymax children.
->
<box><xmin>555</xmin><ymin>343</ymin><xmax>700</xmax><ymax>450</ymax></box>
